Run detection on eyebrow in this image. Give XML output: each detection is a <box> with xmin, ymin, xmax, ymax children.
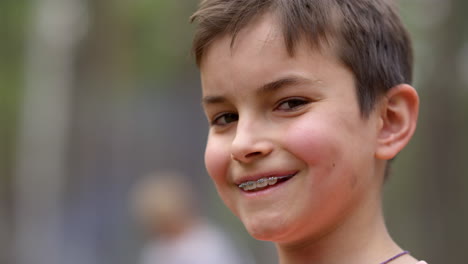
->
<box><xmin>202</xmin><ymin>75</ymin><xmax>314</xmax><ymax>105</ymax></box>
<box><xmin>256</xmin><ymin>76</ymin><xmax>312</xmax><ymax>95</ymax></box>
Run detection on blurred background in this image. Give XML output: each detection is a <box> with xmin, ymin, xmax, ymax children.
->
<box><xmin>0</xmin><ymin>0</ymin><xmax>467</xmax><ymax>264</ymax></box>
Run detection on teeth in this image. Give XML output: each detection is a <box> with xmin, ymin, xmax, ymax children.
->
<box><xmin>238</xmin><ymin>174</ymin><xmax>293</xmax><ymax>191</ymax></box>
<box><xmin>246</xmin><ymin>181</ymin><xmax>256</xmax><ymax>190</ymax></box>
<box><xmin>256</xmin><ymin>178</ymin><xmax>268</xmax><ymax>188</ymax></box>
<box><xmin>267</xmin><ymin>177</ymin><xmax>277</xmax><ymax>185</ymax></box>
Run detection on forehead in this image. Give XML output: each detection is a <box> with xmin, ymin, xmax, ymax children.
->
<box><xmin>201</xmin><ymin>14</ymin><xmax>286</xmax><ymax>69</ymax></box>
<box><xmin>199</xmin><ymin>11</ymin><xmax>340</xmax><ymax>68</ymax></box>
<box><xmin>199</xmin><ymin>14</ymin><xmax>341</xmax><ymax>93</ymax></box>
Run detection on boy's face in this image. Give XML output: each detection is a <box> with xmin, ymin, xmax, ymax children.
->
<box><xmin>200</xmin><ymin>14</ymin><xmax>383</xmax><ymax>243</ymax></box>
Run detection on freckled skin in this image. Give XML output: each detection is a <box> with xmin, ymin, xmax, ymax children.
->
<box><xmin>200</xmin><ymin>13</ymin><xmax>384</xmax><ymax>247</ymax></box>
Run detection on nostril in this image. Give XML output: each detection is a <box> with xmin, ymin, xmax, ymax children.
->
<box><xmin>245</xmin><ymin>151</ymin><xmax>262</xmax><ymax>158</ymax></box>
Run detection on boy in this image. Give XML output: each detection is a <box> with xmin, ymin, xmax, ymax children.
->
<box><xmin>191</xmin><ymin>1</ymin><xmax>426</xmax><ymax>263</ymax></box>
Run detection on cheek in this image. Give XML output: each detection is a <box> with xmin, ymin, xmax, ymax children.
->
<box><xmin>284</xmin><ymin>118</ymin><xmax>341</xmax><ymax>169</ymax></box>
<box><xmin>204</xmin><ymin>137</ymin><xmax>230</xmax><ymax>184</ymax></box>
<box><xmin>204</xmin><ymin>136</ymin><xmax>239</xmax><ymax>216</ymax></box>
<box><xmin>284</xmin><ymin>114</ymin><xmax>376</xmax><ymax>191</ymax></box>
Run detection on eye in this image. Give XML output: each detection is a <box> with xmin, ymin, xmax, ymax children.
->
<box><xmin>275</xmin><ymin>98</ymin><xmax>309</xmax><ymax>111</ymax></box>
<box><xmin>211</xmin><ymin>112</ymin><xmax>238</xmax><ymax>126</ymax></box>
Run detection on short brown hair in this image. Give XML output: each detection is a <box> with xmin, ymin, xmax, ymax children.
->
<box><xmin>190</xmin><ymin>0</ymin><xmax>413</xmax><ymax>116</ymax></box>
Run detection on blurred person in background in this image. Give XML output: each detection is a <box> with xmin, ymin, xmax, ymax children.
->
<box><xmin>130</xmin><ymin>170</ymin><xmax>252</xmax><ymax>264</ymax></box>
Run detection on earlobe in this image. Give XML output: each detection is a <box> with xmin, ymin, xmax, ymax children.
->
<box><xmin>375</xmin><ymin>84</ymin><xmax>419</xmax><ymax>160</ymax></box>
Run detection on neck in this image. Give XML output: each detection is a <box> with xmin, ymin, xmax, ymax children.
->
<box><xmin>275</xmin><ymin>190</ymin><xmax>413</xmax><ymax>264</ymax></box>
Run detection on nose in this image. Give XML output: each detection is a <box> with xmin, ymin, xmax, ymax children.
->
<box><xmin>230</xmin><ymin>119</ymin><xmax>273</xmax><ymax>163</ymax></box>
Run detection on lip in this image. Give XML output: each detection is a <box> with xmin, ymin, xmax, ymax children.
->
<box><xmin>238</xmin><ymin>172</ymin><xmax>298</xmax><ymax>197</ymax></box>
<box><xmin>234</xmin><ymin>170</ymin><xmax>298</xmax><ymax>186</ymax></box>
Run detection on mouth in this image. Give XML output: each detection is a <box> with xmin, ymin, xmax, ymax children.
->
<box><xmin>238</xmin><ymin>173</ymin><xmax>296</xmax><ymax>192</ymax></box>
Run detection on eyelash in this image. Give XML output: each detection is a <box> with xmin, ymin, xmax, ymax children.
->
<box><xmin>211</xmin><ymin>112</ymin><xmax>238</xmax><ymax>126</ymax></box>
<box><xmin>210</xmin><ymin>98</ymin><xmax>310</xmax><ymax>127</ymax></box>
<box><xmin>275</xmin><ymin>97</ymin><xmax>310</xmax><ymax>111</ymax></box>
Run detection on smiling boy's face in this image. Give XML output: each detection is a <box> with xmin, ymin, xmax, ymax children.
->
<box><xmin>200</xmin><ymin>14</ymin><xmax>385</xmax><ymax>244</ymax></box>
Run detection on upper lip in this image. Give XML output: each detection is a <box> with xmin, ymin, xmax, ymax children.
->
<box><xmin>233</xmin><ymin>170</ymin><xmax>298</xmax><ymax>185</ymax></box>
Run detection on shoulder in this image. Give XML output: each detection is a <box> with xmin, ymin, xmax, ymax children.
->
<box><xmin>416</xmin><ymin>261</ymin><xmax>428</xmax><ymax>264</ymax></box>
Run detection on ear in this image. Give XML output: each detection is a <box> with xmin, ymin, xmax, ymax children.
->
<box><xmin>375</xmin><ymin>84</ymin><xmax>419</xmax><ymax>160</ymax></box>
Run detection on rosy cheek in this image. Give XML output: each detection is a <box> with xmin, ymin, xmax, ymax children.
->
<box><xmin>204</xmin><ymin>137</ymin><xmax>230</xmax><ymax>184</ymax></box>
<box><xmin>285</xmin><ymin>122</ymin><xmax>322</xmax><ymax>160</ymax></box>
<box><xmin>205</xmin><ymin>137</ymin><xmax>237</xmax><ymax>214</ymax></box>
<box><xmin>284</xmin><ymin>119</ymin><xmax>339</xmax><ymax>177</ymax></box>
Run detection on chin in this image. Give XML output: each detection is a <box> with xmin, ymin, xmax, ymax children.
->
<box><xmin>241</xmin><ymin>214</ymin><xmax>294</xmax><ymax>242</ymax></box>
<box><xmin>246</xmin><ymin>224</ymin><xmax>287</xmax><ymax>242</ymax></box>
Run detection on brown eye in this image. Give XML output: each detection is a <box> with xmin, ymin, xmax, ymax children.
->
<box><xmin>276</xmin><ymin>98</ymin><xmax>309</xmax><ymax>111</ymax></box>
<box><xmin>212</xmin><ymin>113</ymin><xmax>238</xmax><ymax>126</ymax></box>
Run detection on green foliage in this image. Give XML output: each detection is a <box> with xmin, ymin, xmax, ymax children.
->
<box><xmin>119</xmin><ymin>0</ymin><xmax>198</xmax><ymax>80</ymax></box>
<box><xmin>0</xmin><ymin>0</ymin><xmax>29</xmax><ymax>182</ymax></box>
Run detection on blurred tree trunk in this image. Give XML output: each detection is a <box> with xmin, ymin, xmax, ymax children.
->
<box><xmin>0</xmin><ymin>1</ymin><xmax>23</xmax><ymax>262</ymax></box>
<box><xmin>13</xmin><ymin>1</ymin><xmax>88</xmax><ymax>264</ymax></box>
<box><xmin>62</xmin><ymin>0</ymin><xmax>137</xmax><ymax>263</ymax></box>
<box><xmin>417</xmin><ymin>0</ymin><xmax>468</xmax><ymax>262</ymax></box>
